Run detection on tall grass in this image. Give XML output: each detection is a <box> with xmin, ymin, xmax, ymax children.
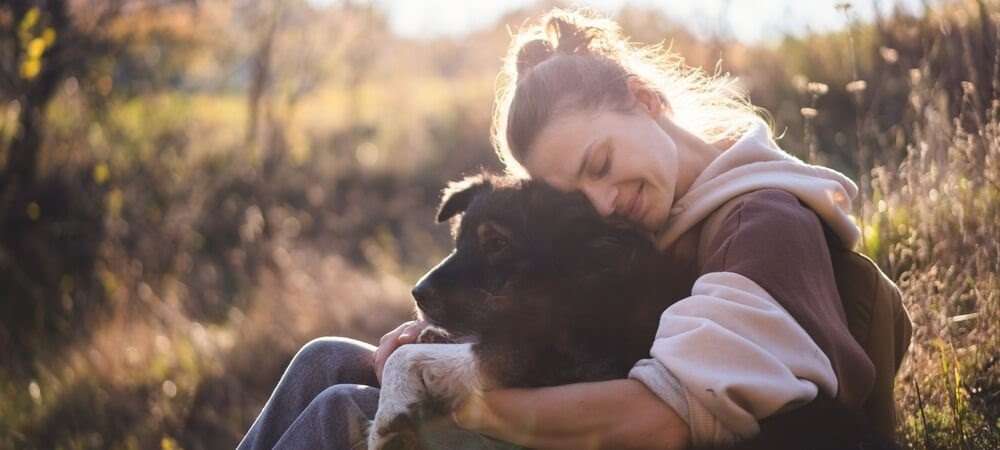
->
<box><xmin>1</xmin><ymin>1</ymin><xmax>998</xmax><ymax>449</ymax></box>
<box><xmin>843</xmin><ymin>2</ymin><xmax>1000</xmax><ymax>448</ymax></box>
<box><xmin>871</xmin><ymin>77</ymin><xmax>1000</xmax><ymax>449</ymax></box>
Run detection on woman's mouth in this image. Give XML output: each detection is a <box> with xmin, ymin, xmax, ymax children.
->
<box><xmin>626</xmin><ymin>182</ymin><xmax>645</xmax><ymax>223</ymax></box>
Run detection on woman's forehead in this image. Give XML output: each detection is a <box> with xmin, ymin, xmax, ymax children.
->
<box><xmin>525</xmin><ymin>111</ymin><xmax>607</xmax><ymax>183</ymax></box>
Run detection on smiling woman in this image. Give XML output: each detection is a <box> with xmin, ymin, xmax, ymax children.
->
<box><xmin>523</xmin><ymin>108</ymin><xmax>683</xmax><ymax>232</ymax></box>
<box><xmin>492</xmin><ymin>10</ymin><xmax>763</xmax><ymax>237</ymax></box>
<box><xmin>448</xmin><ymin>7</ymin><xmax>908</xmax><ymax>450</ymax></box>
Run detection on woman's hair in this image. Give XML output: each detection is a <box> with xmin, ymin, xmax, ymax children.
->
<box><xmin>493</xmin><ymin>8</ymin><xmax>765</xmax><ymax>177</ymax></box>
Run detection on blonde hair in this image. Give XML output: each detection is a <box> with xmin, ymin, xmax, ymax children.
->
<box><xmin>493</xmin><ymin>8</ymin><xmax>766</xmax><ymax>177</ymax></box>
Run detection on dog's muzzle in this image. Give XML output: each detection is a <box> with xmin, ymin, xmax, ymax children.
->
<box><xmin>411</xmin><ymin>279</ymin><xmax>437</xmax><ymax>311</ymax></box>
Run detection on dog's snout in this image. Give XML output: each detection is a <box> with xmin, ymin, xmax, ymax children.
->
<box><xmin>411</xmin><ymin>280</ymin><xmax>436</xmax><ymax>309</ymax></box>
<box><xmin>413</xmin><ymin>252</ymin><xmax>457</xmax><ymax>312</ymax></box>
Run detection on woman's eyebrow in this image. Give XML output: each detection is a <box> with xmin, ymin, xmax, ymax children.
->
<box><xmin>575</xmin><ymin>137</ymin><xmax>603</xmax><ymax>180</ymax></box>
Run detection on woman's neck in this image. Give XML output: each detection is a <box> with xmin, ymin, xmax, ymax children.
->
<box><xmin>657</xmin><ymin>115</ymin><xmax>723</xmax><ymax>201</ymax></box>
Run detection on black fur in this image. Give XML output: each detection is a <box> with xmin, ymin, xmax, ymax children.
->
<box><xmin>436</xmin><ymin>174</ymin><xmax>493</xmax><ymax>223</ymax></box>
<box><xmin>414</xmin><ymin>173</ymin><xmax>897</xmax><ymax>450</ymax></box>
<box><xmin>417</xmin><ymin>174</ymin><xmax>691</xmax><ymax>387</ymax></box>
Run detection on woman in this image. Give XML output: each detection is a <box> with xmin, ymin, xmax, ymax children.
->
<box><xmin>239</xmin><ymin>8</ymin><xmax>877</xmax><ymax>450</ymax></box>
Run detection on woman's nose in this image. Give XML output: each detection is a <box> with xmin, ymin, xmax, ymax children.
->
<box><xmin>581</xmin><ymin>183</ymin><xmax>617</xmax><ymax>217</ymax></box>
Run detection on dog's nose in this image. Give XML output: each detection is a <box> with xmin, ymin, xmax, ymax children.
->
<box><xmin>411</xmin><ymin>280</ymin><xmax>436</xmax><ymax>309</ymax></box>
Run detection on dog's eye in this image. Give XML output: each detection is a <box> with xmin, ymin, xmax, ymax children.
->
<box><xmin>477</xmin><ymin>223</ymin><xmax>513</xmax><ymax>259</ymax></box>
<box><xmin>482</xmin><ymin>236</ymin><xmax>509</xmax><ymax>256</ymax></box>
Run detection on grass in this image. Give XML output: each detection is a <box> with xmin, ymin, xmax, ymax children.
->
<box><xmin>2</xmin><ymin>1</ymin><xmax>999</xmax><ymax>449</ymax></box>
<box><xmin>859</xmin><ymin>47</ymin><xmax>1000</xmax><ymax>450</ymax></box>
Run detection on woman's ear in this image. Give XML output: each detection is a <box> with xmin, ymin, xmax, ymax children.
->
<box><xmin>626</xmin><ymin>77</ymin><xmax>670</xmax><ymax>117</ymax></box>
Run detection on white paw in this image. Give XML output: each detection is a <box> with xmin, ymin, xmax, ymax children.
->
<box><xmin>366</xmin><ymin>343</ymin><xmax>482</xmax><ymax>449</ymax></box>
<box><xmin>368</xmin><ymin>347</ymin><xmax>423</xmax><ymax>449</ymax></box>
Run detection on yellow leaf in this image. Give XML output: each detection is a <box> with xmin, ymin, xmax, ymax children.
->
<box><xmin>41</xmin><ymin>28</ymin><xmax>56</xmax><ymax>46</ymax></box>
<box><xmin>161</xmin><ymin>437</ymin><xmax>183</xmax><ymax>450</ymax></box>
<box><xmin>99</xmin><ymin>269</ymin><xmax>120</xmax><ymax>296</ymax></box>
<box><xmin>93</xmin><ymin>163</ymin><xmax>110</xmax><ymax>185</ymax></box>
<box><xmin>20</xmin><ymin>59</ymin><xmax>41</xmax><ymax>80</ymax></box>
<box><xmin>27</xmin><ymin>37</ymin><xmax>46</xmax><ymax>58</ymax></box>
<box><xmin>26</xmin><ymin>202</ymin><xmax>40</xmax><ymax>221</ymax></box>
<box><xmin>19</xmin><ymin>8</ymin><xmax>39</xmax><ymax>34</ymax></box>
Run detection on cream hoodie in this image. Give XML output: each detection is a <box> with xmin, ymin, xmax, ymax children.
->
<box><xmin>628</xmin><ymin>121</ymin><xmax>864</xmax><ymax>446</ymax></box>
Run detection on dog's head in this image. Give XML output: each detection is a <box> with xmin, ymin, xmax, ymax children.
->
<box><xmin>413</xmin><ymin>173</ymin><xmax>661</xmax><ymax>338</ymax></box>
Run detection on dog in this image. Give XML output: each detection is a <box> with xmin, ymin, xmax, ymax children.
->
<box><xmin>368</xmin><ymin>174</ymin><xmax>893</xmax><ymax>450</ymax></box>
<box><xmin>413</xmin><ymin>173</ymin><xmax>693</xmax><ymax>388</ymax></box>
<box><xmin>367</xmin><ymin>173</ymin><xmax>688</xmax><ymax>449</ymax></box>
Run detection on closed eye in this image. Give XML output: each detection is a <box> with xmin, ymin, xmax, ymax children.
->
<box><xmin>589</xmin><ymin>143</ymin><xmax>613</xmax><ymax>179</ymax></box>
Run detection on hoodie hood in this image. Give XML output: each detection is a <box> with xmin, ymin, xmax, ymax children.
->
<box><xmin>654</xmin><ymin>121</ymin><xmax>860</xmax><ymax>251</ymax></box>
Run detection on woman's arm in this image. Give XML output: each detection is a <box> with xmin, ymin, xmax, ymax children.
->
<box><xmin>453</xmin><ymin>378</ymin><xmax>690</xmax><ymax>450</ymax></box>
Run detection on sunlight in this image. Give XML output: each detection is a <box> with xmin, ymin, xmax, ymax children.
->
<box><xmin>310</xmin><ymin>0</ymin><xmax>925</xmax><ymax>43</ymax></box>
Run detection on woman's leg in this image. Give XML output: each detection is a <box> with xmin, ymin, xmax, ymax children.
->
<box><xmin>239</xmin><ymin>336</ymin><xmax>523</xmax><ymax>450</ymax></box>
<box><xmin>273</xmin><ymin>384</ymin><xmax>380</xmax><ymax>450</ymax></box>
<box><xmin>238</xmin><ymin>337</ymin><xmax>379</xmax><ymax>450</ymax></box>
<box><xmin>268</xmin><ymin>384</ymin><xmax>520</xmax><ymax>450</ymax></box>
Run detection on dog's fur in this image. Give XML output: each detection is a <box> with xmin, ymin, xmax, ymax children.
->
<box><xmin>370</xmin><ymin>173</ymin><xmax>895</xmax><ymax>450</ymax></box>
<box><xmin>414</xmin><ymin>174</ymin><xmax>694</xmax><ymax>388</ymax></box>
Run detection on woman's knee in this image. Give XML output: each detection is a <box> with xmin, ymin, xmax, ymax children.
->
<box><xmin>312</xmin><ymin>384</ymin><xmax>380</xmax><ymax>417</ymax></box>
<box><xmin>294</xmin><ymin>337</ymin><xmax>371</xmax><ymax>365</ymax></box>
<box><xmin>286</xmin><ymin>337</ymin><xmax>377</xmax><ymax>385</ymax></box>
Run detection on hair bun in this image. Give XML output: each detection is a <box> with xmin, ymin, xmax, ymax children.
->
<box><xmin>512</xmin><ymin>10</ymin><xmax>618</xmax><ymax>79</ymax></box>
<box><xmin>516</xmin><ymin>39</ymin><xmax>555</xmax><ymax>78</ymax></box>
<box><xmin>546</xmin><ymin>15</ymin><xmax>598</xmax><ymax>55</ymax></box>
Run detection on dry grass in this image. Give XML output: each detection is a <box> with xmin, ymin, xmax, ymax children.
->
<box><xmin>2</xmin><ymin>1</ymin><xmax>999</xmax><ymax>449</ymax></box>
<box><xmin>871</xmin><ymin>86</ymin><xmax>1000</xmax><ymax>449</ymax></box>
<box><xmin>6</xmin><ymin>244</ymin><xmax>416</xmax><ymax>449</ymax></box>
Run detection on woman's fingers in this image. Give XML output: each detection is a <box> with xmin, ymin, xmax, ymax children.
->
<box><xmin>374</xmin><ymin>324</ymin><xmax>409</xmax><ymax>383</ymax></box>
<box><xmin>374</xmin><ymin>320</ymin><xmax>430</xmax><ymax>383</ymax></box>
<box><xmin>378</xmin><ymin>321</ymin><xmax>409</xmax><ymax>344</ymax></box>
<box><xmin>396</xmin><ymin>320</ymin><xmax>426</xmax><ymax>344</ymax></box>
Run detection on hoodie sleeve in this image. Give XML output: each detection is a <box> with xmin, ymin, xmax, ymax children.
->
<box><xmin>629</xmin><ymin>189</ymin><xmax>872</xmax><ymax>447</ymax></box>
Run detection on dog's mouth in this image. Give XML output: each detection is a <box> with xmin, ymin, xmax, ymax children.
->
<box><xmin>415</xmin><ymin>304</ymin><xmax>446</xmax><ymax>328</ymax></box>
<box><xmin>415</xmin><ymin>307</ymin><xmax>481</xmax><ymax>344</ymax></box>
<box><xmin>412</xmin><ymin>281</ymin><xmax>515</xmax><ymax>336</ymax></box>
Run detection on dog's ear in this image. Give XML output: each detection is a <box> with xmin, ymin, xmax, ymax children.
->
<box><xmin>437</xmin><ymin>174</ymin><xmax>492</xmax><ymax>222</ymax></box>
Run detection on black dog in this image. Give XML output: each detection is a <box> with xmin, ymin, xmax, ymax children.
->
<box><xmin>413</xmin><ymin>173</ymin><xmax>692</xmax><ymax>388</ymax></box>
<box><xmin>374</xmin><ymin>173</ymin><xmax>894</xmax><ymax>450</ymax></box>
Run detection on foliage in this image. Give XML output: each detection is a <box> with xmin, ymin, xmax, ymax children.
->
<box><xmin>0</xmin><ymin>1</ymin><xmax>997</xmax><ymax>449</ymax></box>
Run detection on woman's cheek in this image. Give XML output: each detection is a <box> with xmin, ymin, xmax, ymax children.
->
<box><xmin>644</xmin><ymin>199</ymin><xmax>667</xmax><ymax>231</ymax></box>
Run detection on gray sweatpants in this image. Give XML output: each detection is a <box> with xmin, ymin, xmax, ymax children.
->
<box><xmin>237</xmin><ymin>337</ymin><xmax>521</xmax><ymax>450</ymax></box>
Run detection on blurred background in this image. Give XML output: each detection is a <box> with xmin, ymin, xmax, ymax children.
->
<box><xmin>0</xmin><ymin>0</ymin><xmax>997</xmax><ymax>448</ymax></box>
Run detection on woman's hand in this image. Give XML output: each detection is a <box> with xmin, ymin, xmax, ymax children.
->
<box><xmin>453</xmin><ymin>379</ymin><xmax>690</xmax><ymax>450</ymax></box>
<box><xmin>373</xmin><ymin>320</ymin><xmax>432</xmax><ymax>384</ymax></box>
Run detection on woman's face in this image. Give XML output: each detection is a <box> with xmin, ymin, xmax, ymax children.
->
<box><xmin>523</xmin><ymin>108</ymin><xmax>679</xmax><ymax>233</ymax></box>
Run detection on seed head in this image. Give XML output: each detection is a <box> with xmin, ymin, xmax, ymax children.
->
<box><xmin>879</xmin><ymin>47</ymin><xmax>899</xmax><ymax>64</ymax></box>
<box><xmin>807</xmin><ymin>82</ymin><xmax>829</xmax><ymax>96</ymax></box>
<box><xmin>846</xmin><ymin>80</ymin><xmax>867</xmax><ymax>94</ymax></box>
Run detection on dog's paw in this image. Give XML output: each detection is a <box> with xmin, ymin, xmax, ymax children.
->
<box><xmin>367</xmin><ymin>411</ymin><xmax>421</xmax><ymax>450</ymax></box>
<box><xmin>368</xmin><ymin>399</ymin><xmax>447</xmax><ymax>450</ymax></box>
<box><xmin>368</xmin><ymin>347</ymin><xmax>430</xmax><ymax>450</ymax></box>
<box><xmin>369</xmin><ymin>343</ymin><xmax>481</xmax><ymax>449</ymax></box>
<box><xmin>416</xmin><ymin>327</ymin><xmax>453</xmax><ymax>344</ymax></box>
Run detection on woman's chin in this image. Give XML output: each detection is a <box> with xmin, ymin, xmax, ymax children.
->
<box><xmin>644</xmin><ymin>211</ymin><xmax>671</xmax><ymax>236</ymax></box>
